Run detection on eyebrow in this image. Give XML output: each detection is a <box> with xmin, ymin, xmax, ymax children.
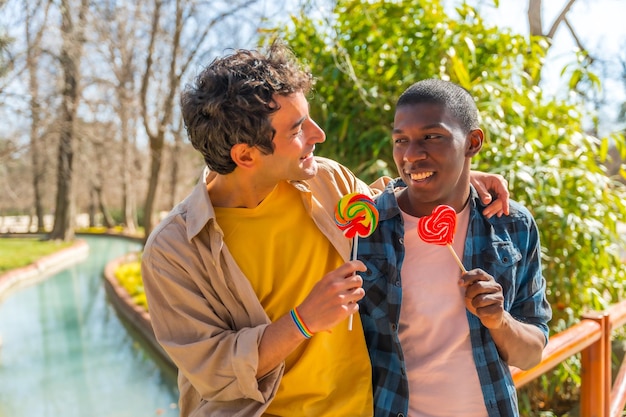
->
<box><xmin>393</xmin><ymin>123</ymin><xmax>446</xmax><ymax>134</ymax></box>
<box><xmin>290</xmin><ymin>116</ymin><xmax>306</xmax><ymax>131</ymax></box>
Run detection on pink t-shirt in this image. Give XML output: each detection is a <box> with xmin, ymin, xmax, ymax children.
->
<box><xmin>399</xmin><ymin>203</ymin><xmax>488</xmax><ymax>417</ymax></box>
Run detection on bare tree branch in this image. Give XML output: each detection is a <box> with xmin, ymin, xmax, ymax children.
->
<box><xmin>546</xmin><ymin>0</ymin><xmax>577</xmax><ymax>39</ymax></box>
<box><xmin>179</xmin><ymin>0</ymin><xmax>260</xmax><ymax>76</ymax></box>
<box><xmin>564</xmin><ymin>16</ymin><xmax>592</xmax><ymax>62</ymax></box>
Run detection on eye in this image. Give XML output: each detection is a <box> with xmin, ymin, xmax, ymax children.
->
<box><xmin>393</xmin><ymin>137</ymin><xmax>408</xmax><ymax>144</ymax></box>
<box><xmin>424</xmin><ymin>134</ymin><xmax>442</xmax><ymax>140</ymax></box>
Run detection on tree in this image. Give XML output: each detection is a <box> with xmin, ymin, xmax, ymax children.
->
<box><xmin>0</xmin><ymin>2</ymin><xmax>11</xmax><ymax>83</ymax></box>
<box><xmin>276</xmin><ymin>0</ymin><xmax>626</xmax><ymax>412</ymax></box>
<box><xmin>1</xmin><ymin>0</ymin><xmax>285</xmax><ymax>233</ymax></box>
<box><xmin>49</xmin><ymin>0</ymin><xmax>89</xmax><ymax>241</ymax></box>
<box><xmin>92</xmin><ymin>0</ymin><xmax>144</xmax><ymax>233</ymax></box>
<box><xmin>525</xmin><ymin>0</ymin><xmax>625</xmax><ymax>180</ymax></box>
<box><xmin>528</xmin><ymin>0</ymin><xmax>578</xmax><ymax>42</ymax></box>
<box><xmin>138</xmin><ymin>0</ymin><xmax>263</xmax><ymax>239</ymax></box>
<box><xmin>25</xmin><ymin>0</ymin><xmax>53</xmax><ymax>233</ymax></box>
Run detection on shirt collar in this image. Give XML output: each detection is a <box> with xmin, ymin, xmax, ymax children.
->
<box><xmin>376</xmin><ymin>178</ymin><xmax>484</xmax><ymax>220</ymax></box>
<box><xmin>185</xmin><ymin>167</ymin><xmax>217</xmax><ymax>241</ymax></box>
<box><xmin>375</xmin><ymin>178</ymin><xmax>404</xmax><ymax>221</ymax></box>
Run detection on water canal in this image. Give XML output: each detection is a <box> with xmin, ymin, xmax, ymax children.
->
<box><xmin>0</xmin><ymin>235</ymin><xmax>178</xmax><ymax>417</ymax></box>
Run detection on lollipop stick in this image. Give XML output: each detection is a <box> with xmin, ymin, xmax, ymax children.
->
<box><xmin>447</xmin><ymin>244</ymin><xmax>467</xmax><ymax>273</ymax></box>
<box><xmin>348</xmin><ymin>237</ymin><xmax>359</xmax><ymax>331</ymax></box>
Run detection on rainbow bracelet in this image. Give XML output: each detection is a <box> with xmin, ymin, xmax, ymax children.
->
<box><xmin>290</xmin><ymin>307</ymin><xmax>314</xmax><ymax>339</ymax></box>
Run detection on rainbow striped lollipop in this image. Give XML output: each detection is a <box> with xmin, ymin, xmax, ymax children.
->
<box><xmin>334</xmin><ymin>193</ymin><xmax>379</xmax><ymax>239</ymax></box>
<box><xmin>334</xmin><ymin>193</ymin><xmax>379</xmax><ymax>330</ymax></box>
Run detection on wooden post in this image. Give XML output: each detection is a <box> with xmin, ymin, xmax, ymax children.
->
<box><xmin>581</xmin><ymin>312</ymin><xmax>610</xmax><ymax>417</ymax></box>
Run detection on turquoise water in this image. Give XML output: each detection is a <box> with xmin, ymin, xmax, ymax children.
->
<box><xmin>0</xmin><ymin>235</ymin><xmax>179</xmax><ymax>417</ymax></box>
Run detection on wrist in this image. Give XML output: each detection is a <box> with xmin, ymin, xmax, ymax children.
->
<box><xmin>290</xmin><ymin>307</ymin><xmax>314</xmax><ymax>339</ymax></box>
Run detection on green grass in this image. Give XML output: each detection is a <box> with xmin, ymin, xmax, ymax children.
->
<box><xmin>0</xmin><ymin>238</ymin><xmax>74</xmax><ymax>274</ymax></box>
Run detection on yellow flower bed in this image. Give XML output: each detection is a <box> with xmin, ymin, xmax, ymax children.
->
<box><xmin>114</xmin><ymin>259</ymin><xmax>148</xmax><ymax>311</ymax></box>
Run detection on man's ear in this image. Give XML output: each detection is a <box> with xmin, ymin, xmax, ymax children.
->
<box><xmin>230</xmin><ymin>143</ymin><xmax>258</xmax><ymax>169</ymax></box>
<box><xmin>466</xmin><ymin>129</ymin><xmax>484</xmax><ymax>157</ymax></box>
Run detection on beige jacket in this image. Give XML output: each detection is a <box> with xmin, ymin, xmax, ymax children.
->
<box><xmin>141</xmin><ymin>157</ymin><xmax>375</xmax><ymax>417</ymax></box>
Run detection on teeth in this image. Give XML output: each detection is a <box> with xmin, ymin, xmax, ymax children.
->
<box><xmin>410</xmin><ymin>172</ymin><xmax>434</xmax><ymax>181</ymax></box>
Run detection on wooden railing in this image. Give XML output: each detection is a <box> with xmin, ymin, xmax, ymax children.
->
<box><xmin>511</xmin><ymin>300</ymin><xmax>626</xmax><ymax>417</ymax></box>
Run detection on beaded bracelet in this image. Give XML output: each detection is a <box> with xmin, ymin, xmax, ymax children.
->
<box><xmin>290</xmin><ymin>307</ymin><xmax>314</xmax><ymax>339</ymax></box>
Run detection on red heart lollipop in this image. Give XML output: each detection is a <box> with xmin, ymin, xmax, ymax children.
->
<box><xmin>417</xmin><ymin>205</ymin><xmax>466</xmax><ymax>273</ymax></box>
<box><xmin>417</xmin><ymin>205</ymin><xmax>456</xmax><ymax>245</ymax></box>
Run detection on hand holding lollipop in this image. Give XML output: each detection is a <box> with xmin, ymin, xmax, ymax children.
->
<box><xmin>417</xmin><ymin>205</ymin><xmax>466</xmax><ymax>273</ymax></box>
<box><xmin>334</xmin><ymin>193</ymin><xmax>379</xmax><ymax>330</ymax></box>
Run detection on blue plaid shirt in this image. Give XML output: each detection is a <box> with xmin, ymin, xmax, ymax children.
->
<box><xmin>358</xmin><ymin>179</ymin><xmax>551</xmax><ymax>417</ymax></box>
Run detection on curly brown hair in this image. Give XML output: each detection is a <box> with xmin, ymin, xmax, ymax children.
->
<box><xmin>181</xmin><ymin>41</ymin><xmax>313</xmax><ymax>174</ymax></box>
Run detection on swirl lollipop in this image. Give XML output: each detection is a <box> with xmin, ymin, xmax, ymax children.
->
<box><xmin>417</xmin><ymin>205</ymin><xmax>466</xmax><ymax>273</ymax></box>
<box><xmin>335</xmin><ymin>193</ymin><xmax>379</xmax><ymax>330</ymax></box>
<box><xmin>335</xmin><ymin>193</ymin><xmax>379</xmax><ymax>239</ymax></box>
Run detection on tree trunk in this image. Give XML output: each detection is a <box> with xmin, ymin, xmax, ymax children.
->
<box><xmin>143</xmin><ymin>137</ymin><xmax>164</xmax><ymax>239</ymax></box>
<box><xmin>29</xmin><ymin>82</ymin><xmax>45</xmax><ymax>233</ymax></box>
<box><xmin>25</xmin><ymin>0</ymin><xmax>51</xmax><ymax>233</ymax></box>
<box><xmin>139</xmin><ymin>0</ymin><xmax>174</xmax><ymax>240</ymax></box>
<box><xmin>50</xmin><ymin>0</ymin><xmax>87</xmax><ymax>241</ymax></box>
<box><xmin>169</xmin><ymin>133</ymin><xmax>182</xmax><ymax>208</ymax></box>
<box><xmin>95</xmin><ymin>185</ymin><xmax>114</xmax><ymax>228</ymax></box>
<box><xmin>527</xmin><ymin>0</ymin><xmax>542</xmax><ymax>37</ymax></box>
<box><xmin>120</xmin><ymin>103</ymin><xmax>137</xmax><ymax>233</ymax></box>
<box><xmin>50</xmin><ymin>124</ymin><xmax>75</xmax><ymax>240</ymax></box>
<box><xmin>88</xmin><ymin>187</ymin><xmax>96</xmax><ymax>227</ymax></box>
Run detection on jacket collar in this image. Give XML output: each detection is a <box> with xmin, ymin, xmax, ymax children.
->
<box><xmin>185</xmin><ymin>167</ymin><xmax>313</xmax><ymax>241</ymax></box>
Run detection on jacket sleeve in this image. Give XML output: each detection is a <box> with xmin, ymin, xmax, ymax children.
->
<box><xmin>141</xmin><ymin>223</ymin><xmax>283</xmax><ymax>405</ymax></box>
<box><xmin>509</xmin><ymin>206</ymin><xmax>552</xmax><ymax>345</ymax></box>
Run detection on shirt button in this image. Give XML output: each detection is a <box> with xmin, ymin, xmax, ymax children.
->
<box><xmin>391</xmin><ymin>324</ymin><xmax>397</xmax><ymax>332</ymax></box>
<box><xmin>397</xmin><ymin>413</ymin><xmax>405</xmax><ymax>417</ymax></box>
<box><xmin>399</xmin><ymin>238</ymin><xmax>404</xmax><ymax>245</ymax></box>
<box><xmin>395</xmin><ymin>280</ymin><xmax>401</xmax><ymax>287</ymax></box>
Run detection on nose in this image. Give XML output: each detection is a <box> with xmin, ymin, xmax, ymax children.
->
<box><xmin>403</xmin><ymin>141</ymin><xmax>427</xmax><ymax>162</ymax></box>
<box><xmin>305</xmin><ymin>118</ymin><xmax>326</xmax><ymax>144</ymax></box>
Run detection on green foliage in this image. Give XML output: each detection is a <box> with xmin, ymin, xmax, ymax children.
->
<box><xmin>267</xmin><ymin>0</ymin><xmax>626</xmax><ymax>412</ymax></box>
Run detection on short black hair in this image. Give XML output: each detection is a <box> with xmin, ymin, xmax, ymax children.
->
<box><xmin>396</xmin><ymin>79</ymin><xmax>479</xmax><ymax>132</ymax></box>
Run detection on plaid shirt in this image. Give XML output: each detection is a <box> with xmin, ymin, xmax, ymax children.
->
<box><xmin>358</xmin><ymin>179</ymin><xmax>551</xmax><ymax>417</ymax></box>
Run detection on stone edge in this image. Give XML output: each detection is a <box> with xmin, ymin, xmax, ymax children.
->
<box><xmin>102</xmin><ymin>252</ymin><xmax>176</xmax><ymax>370</ymax></box>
